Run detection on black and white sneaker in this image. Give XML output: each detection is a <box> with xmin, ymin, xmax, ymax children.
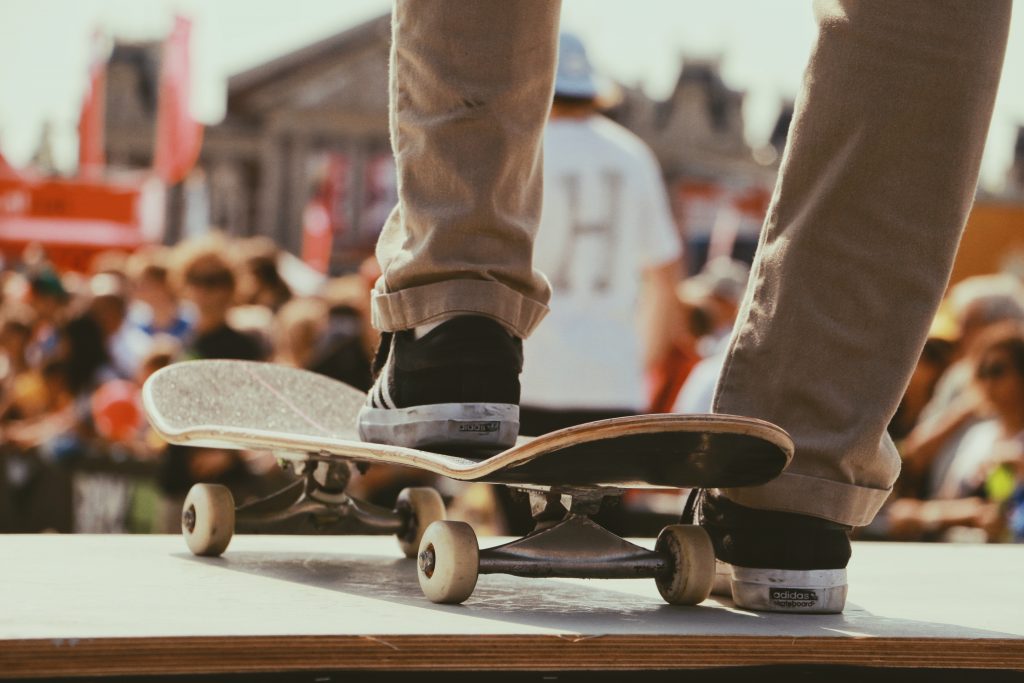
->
<box><xmin>683</xmin><ymin>488</ymin><xmax>851</xmax><ymax>614</ymax></box>
<box><xmin>357</xmin><ymin>316</ymin><xmax>522</xmax><ymax>454</ymax></box>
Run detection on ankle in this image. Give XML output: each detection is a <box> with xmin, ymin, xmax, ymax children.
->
<box><xmin>697</xmin><ymin>490</ymin><xmax>852</xmax><ymax>570</ymax></box>
<box><xmin>413</xmin><ymin>315</ymin><xmax>519</xmax><ymax>341</ymax></box>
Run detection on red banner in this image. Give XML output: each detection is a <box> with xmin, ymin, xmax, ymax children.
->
<box><xmin>301</xmin><ymin>153</ymin><xmax>349</xmax><ymax>273</ymax></box>
<box><xmin>0</xmin><ymin>176</ymin><xmax>145</xmax><ymax>272</ymax></box>
<box><xmin>153</xmin><ymin>16</ymin><xmax>203</xmax><ymax>185</ymax></box>
<box><xmin>301</xmin><ymin>199</ymin><xmax>332</xmax><ymax>274</ymax></box>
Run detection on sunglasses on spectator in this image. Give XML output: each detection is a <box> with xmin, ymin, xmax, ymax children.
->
<box><xmin>977</xmin><ymin>361</ymin><xmax>1013</xmax><ymax>381</ymax></box>
<box><xmin>186</xmin><ymin>271</ymin><xmax>233</xmax><ymax>289</ymax></box>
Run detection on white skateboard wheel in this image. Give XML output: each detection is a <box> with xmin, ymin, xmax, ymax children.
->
<box><xmin>417</xmin><ymin>521</ymin><xmax>479</xmax><ymax>604</ymax></box>
<box><xmin>655</xmin><ymin>524</ymin><xmax>715</xmax><ymax>605</ymax></box>
<box><xmin>395</xmin><ymin>487</ymin><xmax>447</xmax><ymax>558</ymax></box>
<box><xmin>182</xmin><ymin>484</ymin><xmax>235</xmax><ymax>557</ymax></box>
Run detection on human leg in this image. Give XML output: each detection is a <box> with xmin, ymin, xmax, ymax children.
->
<box><xmin>372</xmin><ymin>0</ymin><xmax>560</xmax><ymax>338</ymax></box>
<box><xmin>717</xmin><ymin>0</ymin><xmax>1011</xmax><ymax>526</ymax></box>
<box><xmin>707</xmin><ymin>0</ymin><xmax>1012</xmax><ymax>611</ymax></box>
<box><xmin>360</xmin><ymin>1</ymin><xmax>561</xmax><ymax>451</ymax></box>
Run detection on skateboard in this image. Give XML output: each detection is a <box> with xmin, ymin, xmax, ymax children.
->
<box><xmin>143</xmin><ymin>359</ymin><xmax>794</xmax><ymax>605</ymax></box>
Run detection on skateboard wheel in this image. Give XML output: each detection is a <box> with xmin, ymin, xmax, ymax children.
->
<box><xmin>181</xmin><ymin>484</ymin><xmax>235</xmax><ymax>557</ymax></box>
<box><xmin>655</xmin><ymin>524</ymin><xmax>715</xmax><ymax>605</ymax></box>
<box><xmin>395</xmin><ymin>487</ymin><xmax>447</xmax><ymax>558</ymax></box>
<box><xmin>417</xmin><ymin>521</ymin><xmax>479</xmax><ymax>604</ymax></box>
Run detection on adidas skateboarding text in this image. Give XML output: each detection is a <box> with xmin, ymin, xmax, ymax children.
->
<box><xmin>458</xmin><ymin>421</ymin><xmax>500</xmax><ymax>433</ymax></box>
<box><xmin>769</xmin><ymin>588</ymin><xmax>819</xmax><ymax>610</ymax></box>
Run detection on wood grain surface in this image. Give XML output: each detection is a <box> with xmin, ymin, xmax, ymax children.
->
<box><xmin>2</xmin><ymin>535</ymin><xmax>1023</xmax><ymax>677</ymax></box>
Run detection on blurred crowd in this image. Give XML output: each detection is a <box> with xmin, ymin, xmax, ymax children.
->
<box><xmin>873</xmin><ymin>273</ymin><xmax>1024</xmax><ymax>543</ymax></box>
<box><xmin>3</xmin><ymin>234</ymin><xmax>1024</xmax><ymax>543</ymax></box>
<box><xmin>0</xmin><ymin>235</ymin><xmax>381</xmax><ymax>532</ymax></box>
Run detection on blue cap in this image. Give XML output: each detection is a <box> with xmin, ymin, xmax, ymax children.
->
<box><xmin>555</xmin><ymin>32</ymin><xmax>604</xmax><ymax>99</ymax></box>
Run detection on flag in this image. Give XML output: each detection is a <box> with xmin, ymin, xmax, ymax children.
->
<box><xmin>153</xmin><ymin>16</ymin><xmax>203</xmax><ymax>185</ymax></box>
<box><xmin>78</xmin><ymin>29</ymin><xmax>108</xmax><ymax>178</ymax></box>
<box><xmin>301</xmin><ymin>153</ymin><xmax>348</xmax><ymax>273</ymax></box>
<box><xmin>301</xmin><ymin>198</ymin><xmax>333</xmax><ymax>274</ymax></box>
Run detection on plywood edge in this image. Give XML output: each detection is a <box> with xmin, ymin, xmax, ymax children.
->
<box><xmin>4</xmin><ymin>635</ymin><xmax>1024</xmax><ymax>677</ymax></box>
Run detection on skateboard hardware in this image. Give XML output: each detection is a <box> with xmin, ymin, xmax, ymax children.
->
<box><xmin>415</xmin><ymin>487</ymin><xmax>714</xmax><ymax>604</ymax></box>
<box><xmin>232</xmin><ymin>457</ymin><xmax>405</xmax><ymax>537</ymax></box>
<box><xmin>478</xmin><ymin>515</ymin><xmax>668</xmax><ymax>579</ymax></box>
<box><xmin>478</xmin><ymin>489</ymin><xmax>666</xmax><ymax>579</ymax></box>
<box><xmin>179</xmin><ymin>453</ymin><xmax>445</xmax><ymax>558</ymax></box>
<box><xmin>145</xmin><ymin>360</ymin><xmax>792</xmax><ymax>605</ymax></box>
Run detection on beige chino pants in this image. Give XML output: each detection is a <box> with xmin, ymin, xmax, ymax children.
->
<box><xmin>373</xmin><ymin>0</ymin><xmax>1011</xmax><ymax>526</ymax></box>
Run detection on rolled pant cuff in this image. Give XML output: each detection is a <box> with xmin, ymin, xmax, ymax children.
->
<box><xmin>371</xmin><ymin>279</ymin><xmax>549</xmax><ymax>338</ymax></box>
<box><xmin>721</xmin><ymin>470</ymin><xmax>892</xmax><ymax>528</ymax></box>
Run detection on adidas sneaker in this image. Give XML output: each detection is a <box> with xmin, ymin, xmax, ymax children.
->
<box><xmin>357</xmin><ymin>315</ymin><xmax>522</xmax><ymax>454</ymax></box>
<box><xmin>683</xmin><ymin>488</ymin><xmax>851</xmax><ymax>614</ymax></box>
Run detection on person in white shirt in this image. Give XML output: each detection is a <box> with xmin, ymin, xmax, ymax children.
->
<box><xmin>518</xmin><ymin>32</ymin><xmax>683</xmax><ymax>435</ymax></box>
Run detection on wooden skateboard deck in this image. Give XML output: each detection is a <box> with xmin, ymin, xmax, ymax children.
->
<box><xmin>143</xmin><ymin>359</ymin><xmax>793</xmax><ymax>489</ymax></box>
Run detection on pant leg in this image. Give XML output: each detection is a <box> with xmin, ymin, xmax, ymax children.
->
<box><xmin>715</xmin><ymin>0</ymin><xmax>1011</xmax><ymax>526</ymax></box>
<box><xmin>372</xmin><ymin>0</ymin><xmax>560</xmax><ymax>338</ymax></box>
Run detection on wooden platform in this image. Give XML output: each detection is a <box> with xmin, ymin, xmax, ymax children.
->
<box><xmin>2</xmin><ymin>534</ymin><xmax>1023</xmax><ymax>678</ymax></box>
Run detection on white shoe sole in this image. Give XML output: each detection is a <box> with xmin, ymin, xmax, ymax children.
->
<box><xmin>711</xmin><ymin>559</ymin><xmax>732</xmax><ymax>597</ymax></box>
<box><xmin>727</xmin><ymin>566</ymin><xmax>848</xmax><ymax>613</ymax></box>
<box><xmin>357</xmin><ymin>402</ymin><xmax>519</xmax><ymax>452</ymax></box>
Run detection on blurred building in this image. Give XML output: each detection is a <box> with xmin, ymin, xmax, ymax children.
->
<box><xmin>608</xmin><ymin>62</ymin><xmax>782</xmax><ymax>272</ymax></box>
<box><xmin>1008</xmin><ymin>126</ymin><xmax>1024</xmax><ymax>199</ymax></box>
<box><xmin>612</xmin><ymin>60</ymin><xmax>759</xmax><ymax>177</ymax></box>
<box><xmin>102</xmin><ymin>16</ymin><xmax>392</xmax><ymax>270</ymax></box>
<box><xmin>101</xmin><ymin>14</ymin><xmax>784</xmax><ymax>274</ymax></box>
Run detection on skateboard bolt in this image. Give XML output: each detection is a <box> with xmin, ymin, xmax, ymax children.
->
<box><xmin>183</xmin><ymin>505</ymin><xmax>196</xmax><ymax>533</ymax></box>
<box><xmin>418</xmin><ymin>545</ymin><xmax>436</xmax><ymax>578</ymax></box>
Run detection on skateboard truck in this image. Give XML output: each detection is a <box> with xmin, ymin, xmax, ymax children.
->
<box><xmin>416</xmin><ymin>487</ymin><xmax>715</xmax><ymax>605</ymax></box>
<box><xmin>179</xmin><ymin>453</ymin><xmax>446</xmax><ymax>559</ymax></box>
<box><xmin>233</xmin><ymin>458</ymin><xmax>403</xmax><ymax>536</ymax></box>
<box><xmin>472</xmin><ymin>489</ymin><xmax>667</xmax><ymax>579</ymax></box>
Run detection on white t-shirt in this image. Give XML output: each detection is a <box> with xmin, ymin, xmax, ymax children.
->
<box><xmin>520</xmin><ymin>116</ymin><xmax>682</xmax><ymax>411</ymax></box>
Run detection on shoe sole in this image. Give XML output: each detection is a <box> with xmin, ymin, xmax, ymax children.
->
<box><xmin>727</xmin><ymin>566</ymin><xmax>847</xmax><ymax>614</ymax></box>
<box><xmin>357</xmin><ymin>402</ymin><xmax>519</xmax><ymax>453</ymax></box>
<box><xmin>712</xmin><ymin>559</ymin><xmax>732</xmax><ymax>597</ymax></box>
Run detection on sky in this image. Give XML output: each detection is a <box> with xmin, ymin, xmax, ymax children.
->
<box><xmin>1</xmin><ymin>0</ymin><xmax>1022</xmax><ymax>189</ymax></box>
